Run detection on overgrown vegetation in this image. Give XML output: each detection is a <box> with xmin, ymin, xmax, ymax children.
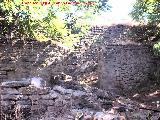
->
<box><xmin>0</xmin><ymin>0</ymin><xmax>110</xmax><ymax>48</ymax></box>
<box><xmin>130</xmin><ymin>0</ymin><xmax>160</xmax><ymax>54</ymax></box>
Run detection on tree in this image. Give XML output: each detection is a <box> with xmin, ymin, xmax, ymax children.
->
<box><xmin>130</xmin><ymin>0</ymin><xmax>160</xmax><ymax>54</ymax></box>
<box><xmin>130</xmin><ymin>0</ymin><xmax>160</xmax><ymax>24</ymax></box>
<box><xmin>0</xmin><ymin>0</ymin><xmax>110</xmax><ymax>48</ymax></box>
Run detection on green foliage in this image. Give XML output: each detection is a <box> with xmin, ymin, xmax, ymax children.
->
<box><xmin>153</xmin><ymin>41</ymin><xmax>160</xmax><ymax>55</ymax></box>
<box><xmin>0</xmin><ymin>0</ymin><xmax>110</xmax><ymax>48</ymax></box>
<box><xmin>130</xmin><ymin>0</ymin><xmax>160</xmax><ymax>51</ymax></box>
<box><xmin>130</xmin><ymin>0</ymin><xmax>160</xmax><ymax>24</ymax></box>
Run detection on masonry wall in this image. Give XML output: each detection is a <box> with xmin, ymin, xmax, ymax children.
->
<box><xmin>99</xmin><ymin>44</ymin><xmax>158</xmax><ymax>93</ymax></box>
<box><xmin>99</xmin><ymin>24</ymin><xmax>160</xmax><ymax>94</ymax></box>
<box><xmin>0</xmin><ymin>26</ymin><xmax>103</xmax><ymax>85</ymax></box>
<box><xmin>0</xmin><ymin>39</ymin><xmax>69</xmax><ymax>84</ymax></box>
<box><xmin>0</xmin><ymin>24</ymin><xmax>159</xmax><ymax>93</ymax></box>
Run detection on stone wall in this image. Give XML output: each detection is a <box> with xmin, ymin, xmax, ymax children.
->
<box><xmin>0</xmin><ymin>80</ymin><xmax>83</xmax><ymax>119</ymax></box>
<box><xmin>0</xmin><ymin>80</ymin><xmax>116</xmax><ymax>120</ymax></box>
<box><xmin>0</xmin><ymin>24</ymin><xmax>159</xmax><ymax>93</ymax></box>
<box><xmin>99</xmin><ymin>44</ymin><xmax>158</xmax><ymax>94</ymax></box>
<box><xmin>0</xmin><ymin>39</ymin><xmax>69</xmax><ymax>84</ymax></box>
<box><xmin>1</xmin><ymin>80</ymin><xmax>51</xmax><ymax>119</ymax></box>
<box><xmin>0</xmin><ymin>27</ymin><xmax>102</xmax><ymax>86</ymax></box>
<box><xmin>99</xmin><ymin>24</ymin><xmax>160</xmax><ymax>94</ymax></box>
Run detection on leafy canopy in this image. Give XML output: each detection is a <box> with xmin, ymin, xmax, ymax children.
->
<box><xmin>130</xmin><ymin>0</ymin><xmax>160</xmax><ymax>24</ymax></box>
<box><xmin>0</xmin><ymin>0</ymin><xmax>110</xmax><ymax>48</ymax></box>
<box><xmin>130</xmin><ymin>0</ymin><xmax>160</xmax><ymax>54</ymax></box>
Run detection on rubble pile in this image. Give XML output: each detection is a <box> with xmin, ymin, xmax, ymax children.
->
<box><xmin>1</xmin><ymin>80</ymin><xmax>160</xmax><ymax>120</ymax></box>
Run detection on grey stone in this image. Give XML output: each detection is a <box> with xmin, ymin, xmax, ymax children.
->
<box><xmin>39</xmin><ymin>100</ymin><xmax>55</xmax><ymax>106</ymax></box>
<box><xmin>1</xmin><ymin>88</ymin><xmax>19</xmax><ymax>95</ymax></box>
<box><xmin>29</xmin><ymin>95</ymin><xmax>41</xmax><ymax>101</ymax></box>
<box><xmin>94</xmin><ymin>112</ymin><xmax>119</xmax><ymax>120</ymax></box>
<box><xmin>31</xmin><ymin>105</ymin><xmax>47</xmax><ymax>111</ymax></box>
<box><xmin>19</xmin><ymin>105</ymin><xmax>31</xmax><ymax>109</ymax></box>
<box><xmin>54</xmin><ymin>99</ymin><xmax>67</xmax><ymax>107</ymax></box>
<box><xmin>1</xmin><ymin>80</ymin><xmax>31</xmax><ymax>88</ymax></box>
<box><xmin>1</xmin><ymin>94</ymin><xmax>23</xmax><ymax>100</ymax></box>
<box><xmin>72</xmin><ymin>90</ymin><xmax>86</xmax><ymax>97</ymax></box>
<box><xmin>1</xmin><ymin>100</ymin><xmax>15</xmax><ymax>106</ymax></box>
<box><xmin>30</xmin><ymin>77</ymin><xmax>46</xmax><ymax>88</ymax></box>
<box><xmin>0</xmin><ymin>71</ymin><xmax>7</xmax><ymax>75</ymax></box>
<box><xmin>19</xmin><ymin>86</ymin><xmax>50</xmax><ymax>95</ymax></box>
<box><xmin>49</xmin><ymin>90</ymin><xmax>59</xmax><ymax>99</ymax></box>
<box><xmin>16</xmin><ymin>100</ymin><xmax>31</xmax><ymax>106</ymax></box>
<box><xmin>52</xmin><ymin>85</ymin><xmax>74</xmax><ymax>95</ymax></box>
<box><xmin>52</xmin><ymin>85</ymin><xmax>66</xmax><ymax>94</ymax></box>
<box><xmin>20</xmin><ymin>95</ymin><xmax>29</xmax><ymax>100</ymax></box>
<box><xmin>41</xmin><ymin>92</ymin><xmax>58</xmax><ymax>100</ymax></box>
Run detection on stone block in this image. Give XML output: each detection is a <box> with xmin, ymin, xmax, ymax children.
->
<box><xmin>7</xmin><ymin>71</ymin><xmax>16</xmax><ymax>79</ymax></box>
<box><xmin>0</xmin><ymin>71</ymin><xmax>7</xmax><ymax>75</ymax></box>
<box><xmin>16</xmin><ymin>100</ymin><xmax>31</xmax><ymax>106</ymax></box>
<box><xmin>19</xmin><ymin>86</ymin><xmax>50</xmax><ymax>95</ymax></box>
<box><xmin>1</xmin><ymin>80</ymin><xmax>31</xmax><ymax>88</ymax></box>
<box><xmin>1</xmin><ymin>100</ymin><xmax>15</xmax><ymax>106</ymax></box>
<box><xmin>41</xmin><ymin>93</ymin><xmax>58</xmax><ymax>100</ymax></box>
<box><xmin>52</xmin><ymin>85</ymin><xmax>73</xmax><ymax>95</ymax></box>
<box><xmin>31</xmin><ymin>105</ymin><xmax>47</xmax><ymax>111</ymax></box>
<box><xmin>0</xmin><ymin>65</ymin><xmax>15</xmax><ymax>71</ymax></box>
<box><xmin>0</xmin><ymin>74</ymin><xmax>7</xmax><ymax>79</ymax></box>
<box><xmin>1</xmin><ymin>88</ymin><xmax>19</xmax><ymax>95</ymax></box>
<box><xmin>20</xmin><ymin>95</ymin><xmax>29</xmax><ymax>100</ymax></box>
<box><xmin>39</xmin><ymin>100</ymin><xmax>55</xmax><ymax>106</ymax></box>
<box><xmin>29</xmin><ymin>95</ymin><xmax>41</xmax><ymax>101</ymax></box>
<box><xmin>1</xmin><ymin>94</ymin><xmax>23</xmax><ymax>100</ymax></box>
<box><xmin>19</xmin><ymin>105</ymin><xmax>31</xmax><ymax>109</ymax></box>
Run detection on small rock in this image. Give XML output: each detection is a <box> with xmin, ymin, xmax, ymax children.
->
<box><xmin>67</xmin><ymin>115</ymin><xmax>74</xmax><ymax>119</ymax></box>
<box><xmin>39</xmin><ymin>100</ymin><xmax>55</xmax><ymax>106</ymax></box>
<box><xmin>94</xmin><ymin>112</ymin><xmax>105</xmax><ymax>119</ymax></box>
<box><xmin>16</xmin><ymin>100</ymin><xmax>31</xmax><ymax>106</ymax></box>
<box><xmin>94</xmin><ymin>112</ymin><xmax>119</xmax><ymax>120</ymax></box>
<box><xmin>83</xmin><ymin>115</ymin><xmax>93</xmax><ymax>120</ymax></box>
<box><xmin>54</xmin><ymin>98</ymin><xmax>68</xmax><ymax>107</ymax></box>
<box><xmin>41</xmin><ymin>94</ymin><xmax>53</xmax><ymax>100</ymax></box>
<box><xmin>49</xmin><ymin>90</ymin><xmax>59</xmax><ymax>99</ymax></box>
<box><xmin>52</xmin><ymin>85</ymin><xmax>73</xmax><ymax>95</ymax></box>
<box><xmin>72</xmin><ymin>90</ymin><xmax>86</xmax><ymax>97</ymax></box>
<box><xmin>31</xmin><ymin>105</ymin><xmax>47</xmax><ymax>112</ymax></box>
<box><xmin>52</xmin><ymin>85</ymin><xmax>66</xmax><ymax>94</ymax></box>
<box><xmin>113</xmin><ymin>106</ymin><xmax>126</xmax><ymax>113</ymax></box>
<box><xmin>29</xmin><ymin>95</ymin><xmax>41</xmax><ymax>101</ymax></box>
<box><xmin>1</xmin><ymin>100</ymin><xmax>15</xmax><ymax>106</ymax></box>
<box><xmin>21</xmin><ymin>95</ymin><xmax>28</xmax><ymax>100</ymax></box>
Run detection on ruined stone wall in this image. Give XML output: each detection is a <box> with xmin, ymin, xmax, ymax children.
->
<box><xmin>99</xmin><ymin>44</ymin><xmax>158</xmax><ymax>94</ymax></box>
<box><xmin>0</xmin><ymin>80</ymin><xmax>116</xmax><ymax>120</ymax></box>
<box><xmin>1</xmin><ymin>80</ymin><xmax>52</xmax><ymax>119</ymax></box>
<box><xmin>0</xmin><ymin>39</ymin><xmax>69</xmax><ymax>84</ymax></box>
<box><xmin>0</xmin><ymin>24</ymin><xmax>159</xmax><ymax>92</ymax></box>
<box><xmin>99</xmin><ymin>24</ymin><xmax>160</xmax><ymax>94</ymax></box>
<box><xmin>0</xmin><ymin>26</ymin><xmax>103</xmax><ymax>85</ymax></box>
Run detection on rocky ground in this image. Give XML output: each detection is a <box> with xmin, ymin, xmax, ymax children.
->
<box><xmin>38</xmin><ymin>81</ymin><xmax>160</xmax><ymax>120</ymax></box>
<box><xmin>1</xmin><ymin>80</ymin><xmax>160</xmax><ymax>120</ymax></box>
